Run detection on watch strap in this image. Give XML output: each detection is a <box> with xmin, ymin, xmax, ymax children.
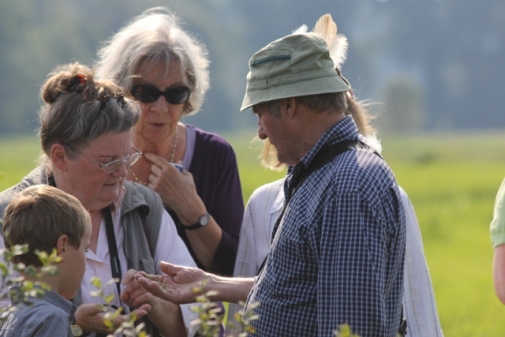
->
<box><xmin>185</xmin><ymin>212</ymin><xmax>210</xmax><ymax>230</ymax></box>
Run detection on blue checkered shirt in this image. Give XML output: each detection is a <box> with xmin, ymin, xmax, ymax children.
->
<box><xmin>245</xmin><ymin>116</ymin><xmax>406</xmax><ymax>337</ymax></box>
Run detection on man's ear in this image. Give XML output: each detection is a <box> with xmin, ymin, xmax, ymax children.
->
<box><xmin>56</xmin><ymin>234</ymin><xmax>69</xmax><ymax>261</ymax></box>
<box><xmin>283</xmin><ymin>97</ymin><xmax>298</xmax><ymax>119</ymax></box>
<box><xmin>50</xmin><ymin>143</ymin><xmax>69</xmax><ymax>171</ymax></box>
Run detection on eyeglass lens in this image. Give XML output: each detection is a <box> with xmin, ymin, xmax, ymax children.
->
<box><xmin>102</xmin><ymin>151</ymin><xmax>142</xmax><ymax>174</ymax></box>
<box><xmin>131</xmin><ymin>85</ymin><xmax>190</xmax><ymax>104</ymax></box>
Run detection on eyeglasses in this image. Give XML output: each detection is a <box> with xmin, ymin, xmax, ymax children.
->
<box><xmin>82</xmin><ymin>147</ymin><xmax>142</xmax><ymax>174</ymax></box>
<box><xmin>131</xmin><ymin>84</ymin><xmax>191</xmax><ymax>104</ymax></box>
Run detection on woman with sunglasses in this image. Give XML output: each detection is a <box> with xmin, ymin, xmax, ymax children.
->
<box><xmin>0</xmin><ymin>63</ymin><xmax>196</xmax><ymax>337</ymax></box>
<box><xmin>95</xmin><ymin>7</ymin><xmax>244</xmax><ymax>276</ymax></box>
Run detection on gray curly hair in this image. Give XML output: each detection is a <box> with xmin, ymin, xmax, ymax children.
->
<box><xmin>94</xmin><ymin>7</ymin><xmax>210</xmax><ymax>116</ymax></box>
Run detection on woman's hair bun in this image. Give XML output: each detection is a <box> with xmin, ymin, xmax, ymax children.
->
<box><xmin>41</xmin><ymin>63</ymin><xmax>94</xmax><ymax>104</ymax></box>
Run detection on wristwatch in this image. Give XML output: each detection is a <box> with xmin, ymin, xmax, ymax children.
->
<box><xmin>185</xmin><ymin>212</ymin><xmax>210</xmax><ymax>230</ymax></box>
<box><xmin>70</xmin><ymin>320</ymin><xmax>83</xmax><ymax>336</ymax></box>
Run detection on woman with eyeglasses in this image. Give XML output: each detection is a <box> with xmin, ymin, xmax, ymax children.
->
<box><xmin>0</xmin><ymin>63</ymin><xmax>196</xmax><ymax>337</ymax></box>
<box><xmin>95</xmin><ymin>7</ymin><xmax>244</xmax><ymax>276</ymax></box>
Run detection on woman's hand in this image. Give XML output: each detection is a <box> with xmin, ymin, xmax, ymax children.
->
<box><xmin>123</xmin><ymin>267</ymin><xmax>188</xmax><ymax>336</ymax></box>
<box><xmin>144</xmin><ymin>153</ymin><xmax>223</xmax><ymax>271</ymax></box>
<box><xmin>75</xmin><ymin>302</ymin><xmax>150</xmax><ymax>334</ymax></box>
<box><xmin>144</xmin><ymin>152</ymin><xmax>207</xmax><ymax>226</ymax></box>
<box><xmin>121</xmin><ymin>268</ymin><xmax>159</xmax><ymax>310</ymax></box>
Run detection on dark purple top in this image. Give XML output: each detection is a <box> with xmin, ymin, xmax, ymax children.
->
<box><xmin>166</xmin><ymin>126</ymin><xmax>244</xmax><ymax>276</ymax></box>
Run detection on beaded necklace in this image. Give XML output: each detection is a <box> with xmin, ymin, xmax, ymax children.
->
<box><xmin>130</xmin><ymin>125</ymin><xmax>178</xmax><ymax>185</ymax></box>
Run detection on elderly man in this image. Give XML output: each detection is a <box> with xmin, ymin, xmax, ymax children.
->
<box><xmin>138</xmin><ymin>32</ymin><xmax>406</xmax><ymax>337</ymax></box>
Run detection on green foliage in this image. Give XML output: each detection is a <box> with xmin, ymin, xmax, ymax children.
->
<box><xmin>334</xmin><ymin>324</ymin><xmax>360</xmax><ymax>337</ymax></box>
<box><xmin>234</xmin><ymin>301</ymin><xmax>260</xmax><ymax>337</ymax></box>
<box><xmin>90</xmin><ymin>277</ymin><xmax>148</xmax><ymax>337</ymax></box>
<box><xmin>0</xmin><ymin>246</ymin><xmax>61</xmax><ymax>321</ymax></box>
<box><xmin>190</xmin><ymin>280</ymin><xmax>225</xmax><ymax>337</ymax></box>
<box><xmin>188</xmin><ymin>279</ymin><xmax>259</xmax><ymax>337</ymax></box>
<box><xmin>89</xmin><ymin>276</ymin><xmax>148</xmax><ymax>337</ymax></box>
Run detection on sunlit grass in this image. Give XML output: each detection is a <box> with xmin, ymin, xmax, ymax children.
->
<box><xmin>0</xmin><ymin>135</ymin><xmax>41</xmax><ymax>191</ymax></box>
<box><xmin>382</xmin><ymin>133</ymin><xmax>505</xmax><ymax>336</ymax></box>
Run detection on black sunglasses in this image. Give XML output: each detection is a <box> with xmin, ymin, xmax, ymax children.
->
<box><xmin>131</xmin><ymin>84</ymin><xmax>191</xmax><ymax>104</ymax></box>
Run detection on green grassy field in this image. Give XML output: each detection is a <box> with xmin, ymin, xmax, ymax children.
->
<box><xmin>2</xmin><ymin>131</ymin><xmax>505</xmax><ymax>335</ymax></box>
<box><xmin>381</xmin><ymin>133</ymin><xmax>505</xmax><ymax>336</ymax></box>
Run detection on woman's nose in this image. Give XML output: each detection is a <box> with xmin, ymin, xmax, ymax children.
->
<box><xmin>151</xmin><ymin>95</ymin><xmax>169</xmax><ymax>114</ymax></box>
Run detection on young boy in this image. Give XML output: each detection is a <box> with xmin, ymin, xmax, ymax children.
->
<box><xmin>0</xmin><ymin>185</ymin><xmax>91</xmax><ymax>337</ymax></box>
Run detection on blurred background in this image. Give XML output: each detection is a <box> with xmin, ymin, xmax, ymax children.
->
<box><xmin>1</xmin><ymin>0</ymin><xmax>504</xmax><ymax>135</ymax></box>
<box><xmin>1</xmin><ymin>0</ymin><xmax>505</xmax><ymax>335</ymax></box>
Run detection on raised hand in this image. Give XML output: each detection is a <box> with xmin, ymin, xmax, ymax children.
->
<box><xmin>144</xmin><ymin>153</ymin><xmax>207</xmax><ymax>226</ymax></box>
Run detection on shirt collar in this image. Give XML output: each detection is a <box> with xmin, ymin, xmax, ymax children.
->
<box><xmin>111</xmin><ymin>186</ymin><xmax>126</xmax><ymax>214</ymax></box>
<box><xmin>43</xmin><ymin>290</ymin><xmax>75</xmax><ymax>314</ymax></box>
<box><xmin>299</xmin><ymin>115</ymin><xmax>359</xmax><ymax>170</ymax></box>
<box><xmin>282</xmin><ymin>116</ymin><xmax>362</xmax><ymax>201</ymax></box>
<box><xmin>286</xmin><ymin>115</ymin><xmax>359</xmax><ymax>185</ymax></box>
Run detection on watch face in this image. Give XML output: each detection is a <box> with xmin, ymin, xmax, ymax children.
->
<box><xmin>71</xmin><ymin>324</ymin><xmax>83</xmax><ymax>336</ymax></box>
<box><xmin>186</xmin><ymin>212</ymin><xmax>210</xmax><ymax>230</ymax></box>
<box><xmin>201</xmin><ymin>213</ymin><xmax>210</xmax><ymax>226</ymax></box>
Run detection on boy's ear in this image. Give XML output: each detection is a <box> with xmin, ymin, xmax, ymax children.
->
<box><xmin>56</xmin><ymin>234</ymin><xmax>69</xmax><ymax>260</ymax></box>
<box><xmin>50</xmin><ymin>143</ymin><xmax>69</xmax><ymax>171</ymax></box>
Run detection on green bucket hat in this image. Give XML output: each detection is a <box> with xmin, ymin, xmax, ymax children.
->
<box><xmin>240</xmin><ymin>33</ymin><xmax>350</xmax><ymax>111</ymax></box>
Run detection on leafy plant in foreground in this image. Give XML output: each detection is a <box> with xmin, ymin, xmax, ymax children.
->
<box><xmin>0</xmin><ymin>245</ymin><xmax>61</xmax><ymax>322</ymax></box>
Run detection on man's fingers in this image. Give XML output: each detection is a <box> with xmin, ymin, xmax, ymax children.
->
<box><xmin>159</xmin><ymin>261</ymin><xmax>183</xmax><ymax>275</ymax></box>
<box><xmin>144</xmin><ymin>273</ymin><xmax>163</xmax><ymax>282</ymax></box>
<box><xmin>137</xmin><ymin>276</ymin><xmax>164</xmax><ymax>294</ymax></box>
<box><xmin>137</xmin><ymin>276</ymin><xmax>178</xmax><ymax>302</ymax></box>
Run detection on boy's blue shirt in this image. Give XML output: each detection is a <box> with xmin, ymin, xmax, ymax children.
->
<box><xmin>0</xmin><ymin>288</ymin><xmax>75</xmax><ymax>337</ymax></box>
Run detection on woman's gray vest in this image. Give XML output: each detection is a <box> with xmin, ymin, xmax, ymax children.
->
<box><xmin>0</xmin><ymin>166</ymin><xmax>164</xmax><ymax>337</ymax></box>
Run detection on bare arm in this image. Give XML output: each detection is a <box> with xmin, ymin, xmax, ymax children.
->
<box><xmin>494</xmin><ymin>245</ymin><xmax>505</xmax><ymax>304</ymax></box>
<box><xmin>136</xmin><ymin>261</ymin><xmax>254</xmax><ymax>304</ymax></box>
<box><xmin>491</xmin><ymin>180</ymin><xmax>505</xmax><ymax>305</ymax></box>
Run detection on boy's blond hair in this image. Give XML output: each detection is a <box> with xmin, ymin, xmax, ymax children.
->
<box><xmin>2</xmin><ymin>185</ymin><xmax>90</xmax><ymax>267</ymax></box>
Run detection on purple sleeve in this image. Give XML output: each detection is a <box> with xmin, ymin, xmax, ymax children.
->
<box><xmin>188</xmin><ymin>128</ymin><xmax>244</xmax><ymax>275</ymax></box>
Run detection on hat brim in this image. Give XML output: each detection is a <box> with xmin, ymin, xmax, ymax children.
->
<box><xmin>240</xmin><ymin>75</ymin><xmax>350</xmax><ymax>111</ymax></box>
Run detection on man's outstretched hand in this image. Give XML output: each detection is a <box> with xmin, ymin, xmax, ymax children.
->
<box><xmin>135</xmin><ymin>261</ymin><xmax>212</xmax><ymax>304</ymax></box>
